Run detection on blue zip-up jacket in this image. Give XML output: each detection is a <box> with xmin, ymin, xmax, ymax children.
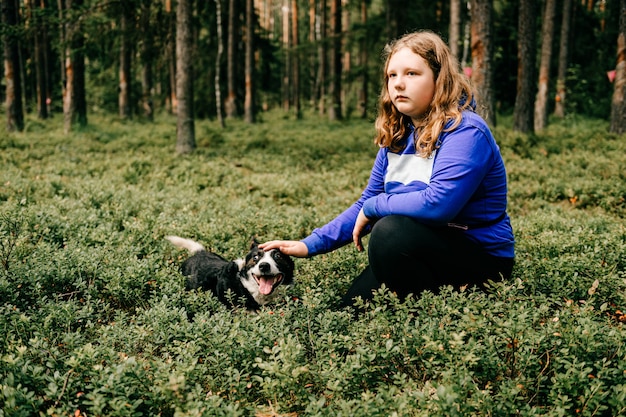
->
<box><xmin>302</xmin><ymin>110</ymin><xmax>515</xmax><ymax>258</ymax></box>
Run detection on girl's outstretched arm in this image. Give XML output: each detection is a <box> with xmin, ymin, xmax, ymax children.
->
<box><xmin>260</xmin><ymin>240</ymin><xmax>309</xmax><ymax>258</ymax></box>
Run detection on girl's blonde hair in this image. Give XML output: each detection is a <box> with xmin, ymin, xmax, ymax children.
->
<box><xmin>374</xmin><ymin>30</ymin><xmax>474</xmax><ymax>156</ymax></box>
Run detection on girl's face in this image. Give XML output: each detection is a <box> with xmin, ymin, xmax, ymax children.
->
<box><xmin>386</xmin><ymin>47</ymin><xmax>436</xmax><ymax>124</ymax></box>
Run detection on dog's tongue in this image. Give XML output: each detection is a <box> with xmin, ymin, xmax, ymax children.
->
<box><xmin>259</xmin><ymin>277</ymin><xmax>275</xmax><ymax>295</ymax></box>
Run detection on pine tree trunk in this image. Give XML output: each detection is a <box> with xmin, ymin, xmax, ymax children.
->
<box><xmin>470</xmin><ymin>0</ymin><xmax>496</xmax><ymax>126</ymax></box>
<box><xmin>63</xmin><ymin>37</ymin><xmax>75</xmax><ymax>133</ymax></box>
<box><xmin>32</xmin><ymin>0</ymin><xmax>48</xmax><ymax>120</ymax></box>
<box><xmin>244</xmin><ymin>0</ymin><xmax>256</xmax><ymax>122</ymax></box>
<box><xmin>166</xmin><ymin>0</ymin><xmax>176</xmax><ymax>114</ymax></box>
<box><xmin>317</xmin><ymin>0</ymin><xmax>326</xmax><ymax>115</ymax></box>
<box><xmin>140</xmin><ymin>0</ymin><xmax>154</xmax><ymax>120</ymax></box>
<box><xmin>610</xmin><ymin>0</ymin><xmax>626</xmax><ymax>134</ymax></box>
<box><xmin>534</xmin><ymin>0</ymin><xmax>556</xmax><ymax>131</ymax></box>
<box><xmin>291</xmin><ymin>0</ymin><xmax>301</xmax><ymax>119</ymax></box>
<box><xmin>309</xmin><ymin>0</ymin><xmax>316</xmax><ymax>106</ymax></box>
<box><xmin>359</xmin><ymin>0</ymin><xmax>368</xmax><ymax>119</ymax></box>
<box><xmin>449</xmin><ymin>0</ymin><xmax>462</xmax><ymax>59</ymax></box>
<box><xmin>282</xmin><ymin>0</ymin><xmax>290</xmax><ymax>111</ymax></box>
<box><xmin>2</xmin><ymin>0</ymin><xmax>25</xmax><ymax>132</ymax></box>
<box><xmin>73</xmin><ymin>22</ymin><xmax>87</xmax><ymax>127</ymax></box>
<box><xmin>62</xmin><ymin>0</ymin><xmax>87</xmax><ymax>132</ymax></box>
<box><xmin>215</xmin><ymin>0</ymin><xmax>225</xmax><ymax>127</ymax></box>
<box><xmin>225</xmin><ymin>0</ymin><xmax>238</xmax><ymax>118</ymax></box>
<box><xmin>513</xmin><ymin>0</ymin><xmax>536</xmax><ymax>133</ymax></box>
<box><xmin>554</xmin><ymin>0</ymin><xmax>572</xmax><ymax>118</ymax></box>
<box><xmin>119</xmin><ymin>6</ymin><xmax>132</xmax><ymax>119</ymax></box>
<box><xmin>175</xmin><ymin>0</ymin><xmax>196</xmax><ymax>154</ymax></box>
<box><xmin>328</xmin><ymin>0</ymin><xmax>341</xmax><ymax>120</ymax></box>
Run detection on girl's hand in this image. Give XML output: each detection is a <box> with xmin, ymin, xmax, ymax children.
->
<box><xmin>260</xmin><ymin>240</ymin><xmax>309</xmax><ymax>258</ymax></box>
<box><xmin>352</xmin><ymin>209</ymin><xmax>372</xmax><ymax>252</ymax></box>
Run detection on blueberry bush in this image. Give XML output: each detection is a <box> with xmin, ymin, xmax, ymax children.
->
<box><xmin>1</xmin><ymin>112</ymin><xmax>625</xmax><ymax>416</ymax></box>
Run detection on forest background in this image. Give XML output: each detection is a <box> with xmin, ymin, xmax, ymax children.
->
<box><xmin>1</xmin><ymin>0</ymin><xmax>626</xmax><ymax>141</ymax></box>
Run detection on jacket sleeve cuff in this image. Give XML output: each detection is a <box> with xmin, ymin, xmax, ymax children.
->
<box><xmin>362</xmin><ymin>196</ymin><xmax>379</xmax><ymax>219</ymax></box>
<box><xmin>301</xmin><ymin>234</ymin><xmax>324</xmax><ymax>257</ymax></box>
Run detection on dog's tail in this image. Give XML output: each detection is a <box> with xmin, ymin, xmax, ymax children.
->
<box><xmin>166</xmin><ymin>236</ymin><xmax>205</xmax><ymax>254</ymax></box>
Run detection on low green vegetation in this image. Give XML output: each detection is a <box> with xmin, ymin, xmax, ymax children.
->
<box><xmin>1</xmin><ymin>112</ymin><xmax>625</xmax><ymax>416</ymax></box>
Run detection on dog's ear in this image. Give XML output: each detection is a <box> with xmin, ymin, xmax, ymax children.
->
<box><xmin>249</xmin><ymin>236</ymin><xmax>259</xmax><ymax>249</ymax></box>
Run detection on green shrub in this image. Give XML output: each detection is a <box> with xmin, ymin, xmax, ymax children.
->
<box><xmin>1</xmin><ymin>112</ymin><xmax>625</xmax><ymax>416</ymax></box>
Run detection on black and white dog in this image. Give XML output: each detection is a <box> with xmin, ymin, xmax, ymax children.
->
<box><xmin>166</xmin><ymin>236</ymin><xmax>295</xmax><ymax>311</ymax></box>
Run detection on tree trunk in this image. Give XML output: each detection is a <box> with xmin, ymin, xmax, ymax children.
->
<box><xmin>358</xmin><ymin>0</ymin><xmax>368</xmax><ymax>119</ymax></box>
<box><xmin>610</xmin><ymin>0</ymin><xmax>626</xmax><ymax>134</ymax></box>
<box><xmin>32</xmin><ymin>0</ymin><xmax>48</xmax><ymax>119</ymax></box>
<box><xmin>62</xmin><ymin>0</ymin><xmax>87</xmax><ymax>133</ymax></box>
<box><xmin>513</xmin><ymin>0</ymin><xmax>536</xmax><ymax>133</ymax></box>
<box><xmin>309</xmin><ymin>0</ymin><xmax>316</xmax><ymax>106</ymax></box>
<box><xmin>119</xmin><ymin>4</ymin><xmax>132</xmax><ymax>119</ymax></box>
<box><xmin>317</xmin><ymin>0</ymin><xmax>326</xmax><ymax>115</ymax></box>
<box><xmin>225</xmin><ymin>0</ymin><xmax>238</xmax><ymax>118</ymax></box>
<box><xmin>341</xmin><ymin>3</ymin><xmax>350</xmax><ymax>117</ymax></box>
<box><xmin>140</xmin><ymin>0</ymin><xmax>154</xmax><ymax>120</ymax></box>
<box><xmin>291</xmin><ymin>0</ymin><xmax>301</xmax><ymax>119</ymax></box>
<box><xmin>328</xmin><ymin>0</ymin><xmax>341</xmax><ymax>121</ymax></box>
<box><xmin>282</xmin><ymin>0</ymin><xmax>290</xmax><ymax>111</ymax></box>
<box><xmin>2</xmin><ymin>0</ymin><xmax>25</xmax><ymax>132</ymax></box>
<box><xmin>449</xmin><ymin>0</ymin><xmax>462</xmax><ymax>59</ymax></box>
<box><xmin>470</xmin><ymin>0</ymin><xmax>496</xmax><ymax>126</ymax></box>
<box><xmin>215</xmin><ymin>0</ymin><xmax>225</xmax><ymax>127</ymax></box>
<box><xmin>534</xmin><ymin>0</ymin><xmax>556</xmax><ymax>131</ymax></box>
<box><xmin>73</xmin><ymin>16</ymin><xmax>87</xmax><ymax>127</ymax></box>
<box><xmin>63</xmin><ymin>40</ymin><xmax>75</xmax><ymax>133</ymax></box>
<box><xmin>166</xmin><ymin>0</ymin><xmax>176</xmax><ymax>114</ymax></box>
<box><xmin>554</xmin><ymin>0</ymin><xmax>572</xmax><ymax>118</ymax></box>
<box><xmin>175</xmin><ymin>0</ymin><xmax>196</xmax><ymax>154</ymax></box>
<box><xmin>244</xmin><ymin>0</ymin><xmax>256</xmax><ymax>122</ymax></box>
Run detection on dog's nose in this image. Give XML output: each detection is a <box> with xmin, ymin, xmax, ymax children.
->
<box><xmin>259</xmin><ymin>262</ymin><xmax>271</xmax><ymax>274</ymax></box>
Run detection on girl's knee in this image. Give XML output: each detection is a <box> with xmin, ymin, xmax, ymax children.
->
<box><xmin>370</xmin><ymin>215</ymin><xmax>408</xmax><ymax>245</ymax></box>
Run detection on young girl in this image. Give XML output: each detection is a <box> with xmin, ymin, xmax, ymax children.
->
<box><xmin>261</xmin><ymin>30</ymin><xmax>515</xmax><ymax>307</ymax></box>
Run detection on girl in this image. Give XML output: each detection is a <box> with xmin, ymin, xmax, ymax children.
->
<box><xmin>261</xmin><ymin>31</ymin><xmax>515</xmax><ymax>307</ymax></box>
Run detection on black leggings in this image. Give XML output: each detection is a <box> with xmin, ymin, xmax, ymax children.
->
<box><xmin>340</xmin><ymin>215</ymin><xmax>514</xmax><ymax>308</ymax></box>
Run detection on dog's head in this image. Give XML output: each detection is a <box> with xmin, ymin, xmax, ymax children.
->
<box><xmin>241</xmin><ymin>238</ymin><xmax>295</xmax><ymax>296</ymax></box>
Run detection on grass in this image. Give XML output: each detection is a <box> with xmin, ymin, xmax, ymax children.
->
<box><xmin>1</xmin><ymin>110</ymin><xmax>625</xmax><ymax>416</ymax></box>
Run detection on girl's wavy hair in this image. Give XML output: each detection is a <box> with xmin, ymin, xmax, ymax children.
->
<box><xmin>374</xmin><ymin>30</ymin><xmax>475</xmax><ymax>156</ymax></box>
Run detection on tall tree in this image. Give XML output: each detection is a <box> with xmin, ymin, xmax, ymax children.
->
<box><xmin>215</xmin><ymin>0</ymin><xmax>225</xmax><ymax>127</ymax></box>
<box><xmin>513</xmin><ymin>0</ymin><xmax>536</xmax><ymax>133</ymax></box>
<box><xmin>165</xmin><ymin>0</ymin><xmax>176</xmax><ymax>114</ymax></box>
<box><xmin>290</xmin><ymin>0</ymin><xmax>300</xmax><ymax>119</ymax></box>
<box><xmin>282</xmin><ymin>0</ymin><xmax>290</xmax><ymax>111</ymax></box>
<box><xmin>534</xmin><ymin>0</ymin><xmax>556</xmax><ymax>131</ymax></box>
<box><xmin>309</xmin><ymin>0</ymin><xmax>316</xmax><ymax>106</ymax></box>
<box><xmin>61</xmin><ymin>0</ymin><xmax>87</xmax><ymax>133</ymax></box>
<box><xmin>610</xmin><ymin>0</ymin><xmax>626</xmax><ymax>134</ymax></box>
<box><xmin>139</xmin><ymin>0</ymin><xmax>154</xmax><ymax>120</ymax></box>
<box><xmin>554</xmin><ymin>0</ymin><xmax>572</xmax><ymax>118</ymax></box>
<box><xmin>449</xmin><ymin>0</ymin><xmax>462</xmax><ymax>59</ymax></box>
<box><xmin>225</xmin><ymin>0</ymin><xmax>238</xmax><ymax>118</ymax></box>
<box><xmin>2</xmin><ymin>0</ymin><xmax>25</xmax><ymax>131</ymax></box>
<box><xmin>317</xmin><ymin>0</ymin><xmax>326</xmax><ymax>115</ymax></box>
<box><xmin>30</xmin><ymin>0</ymin><xmax>49</xmax><ymax>119</ymax></box>
<box><xmin>470</xmin><ymin>0</ymin><xmax>496</xmax><ymax>126</ymax></box>
<box><xmin>244</xmin><ymin>0</ymin><xmax>255</xmax><ymax>122</ymax></box>
<box><xmin>175</xmin><ymin>0</ymin><xmax>195</xmax><ymax>154</ymax></box>
<box><xmin>358</xmin><ymin>0</ymin><xmax>368</xmax><ymax>119</ymax></box>
<box><xmin>119</xmin><ymin>2</ymin><xmax>133</xmax><ymax>119</ymax></box>
<box><xmin>328</xmin><ymin>0</ymin><xmax>341</xmax><ymax>120</ymax></box>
